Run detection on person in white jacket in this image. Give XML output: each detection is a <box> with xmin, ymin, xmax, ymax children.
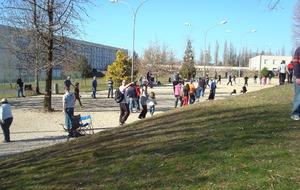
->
<box><xmin>0</xmin><ymin>98</ymin><xmax>13</xmax><ymax>143</ymax></box>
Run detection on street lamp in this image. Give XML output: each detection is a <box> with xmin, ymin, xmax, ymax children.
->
<box><xmin>110</xmin><ymin>0</ymin><xmax>149</xmax><ymax>82</ymax></box>
<box><xmin>185</xmin><ymin>20</ymin><xmax>227</xmax><ymax>76</ymax></box>
<box><xmin>239</xmin><ymin>29</ymin><xmax>257</xmax><ymax>83</ymax></box>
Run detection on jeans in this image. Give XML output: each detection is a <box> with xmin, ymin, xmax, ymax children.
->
<box><xmin>17</xmin><ymin>87</ymin><xmax>24</xmax><ymax>97</ymax></box>
<box><xmin>189</xmin><ymin>94</ymin><xmax>195</xmax><ymax>104</ymax></box>
<box><xmin>1</xmin><ymin>117</ymin><xmax>13</xmax><ymax>142</ymax></box>
<box><xmin>288</xmin><ymin>69</ymin><xmax>293</xmax><ymax>83</ymax></box>
<box><xmin>92</xmin><ymin>87</ymin><xmax>96</xmax><ymax>98</ymax></box>
<box><xmin>65</xmin><ymin>108</ymin><xmax>74</xmax><ymax>131</ymax></box>
<box><xmin>128</xmin><ymin>97</ymin><xmax>138</xmax><ymax>112</ymax></box>
<box><xmin>149</xmin><ymin>105</ymin><xmax>155</xmax><ymax>116</ymax></box>
<box><xmin>174</xmin><ymin>95</ymin><xmax>183</xmax><ymax>108</ymax></box>
<box><xmin>108</xmin><ymin>86</ymin><xmax>113</xmax><ymax>98</ymax></box>
<box><xmin>292</xmin><ymin>76</ymin><xmax>300</xmax><ymax>116</ymax></box>
<box><xmin>119</xmin><ymin>103</ymin><xmax>130</xmax><ymax>124</ymax></box>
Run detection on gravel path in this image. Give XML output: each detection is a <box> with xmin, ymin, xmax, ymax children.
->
<box><xmin>0</xmin><ymin>79</ymin><xmax>275</xmax><ymax>158</ymax></box>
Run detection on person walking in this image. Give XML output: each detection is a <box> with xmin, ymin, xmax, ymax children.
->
<box><xmin>74</xmin><ymin>82</ymin><xmax>83</xmax><ymax>108</ymax></box>
<box><xmin>287</xmin><ymin>61</ymin><xmax>294</xmax><ymax>84</ymax></box>
<box><xmin>291</xmin><ymin>47</ymin><xmax>300</xmax><ymax>120</ymax></box>
<box><xmin>16</xmin><ymin>76</ymin><xmax>25</xmax><ymax>98</ymax></box>
<box><xmin>62</xmin><ymin>87</ymin><xmax>75</xmax><ymax>135</ymax></box>
<box><xmin>278</xmin><ymin>60</ymin><xmax>289</xmax><ymax>85</ymax></box>
<box><xmin>138</xmin><ymin>84</ymin><xmax>148</xmax><ymax>119</ymax></box>
<box><xmin>134</xmin><ymin>83</ymin><xmax>141</xmax><ymax>112</ymax></box>
<box><xmin>0</xmin><ymin>98</ymin><xmax>13</xmax><ymax>143</ymax></box>
<box><xmin>64</xmin><ymin>76</ymin><xmax>74</xmax><ymax>89</ymax></box>
<box><xmin>107</xmin><ymin>77</ymin><xmax>114</xmax><ymax>98</ymax></box>
<box><xmin>119</xmin><ymin>80</ymin><xmax>133</xmax><ymax>125</ymax></box>
<box><xmin>227</xmin><ymin>75</ymin><xmax>233</xmax><ymax>86</ymax></box>
<box><xmin>198</xmin><ymin>77</ymin><xmax>206</xmax><ymax>97</ymax></box>
<box><xmin>148</xmin><ymin>92</ymin><xmax>157</xmax><ymax>116</ymax></box>
<box><xmin>174</xmin><ymin>81</ymin><xmax>183</xmax><ymax>108</ymax></box>
<box><xmin>91</xmin><ymin>76</ymin><xmax>97</xmax><ymax>99</ymax></box>
<box><xmin>216</xmin><ymin>75</ymin><xmax>221</xmax><ymax>84</ymax></box>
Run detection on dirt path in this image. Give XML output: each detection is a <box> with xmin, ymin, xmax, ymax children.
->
<box><xmin>0</xmin><ymin>79</ymin><xmax>276</xmax><ymax>158</ymax></box>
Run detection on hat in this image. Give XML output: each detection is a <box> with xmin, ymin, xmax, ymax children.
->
<box><xmin>1</xmin><ymin>98</ymin><xmax>8</xmax><ymax>103</ymax></box>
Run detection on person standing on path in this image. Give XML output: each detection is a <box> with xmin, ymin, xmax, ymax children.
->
<box><xmin>278</xmin><ymin>60</ymin><xmax>289</xmax><ymax>85</ymax></box>
<box><xmin>287</xmin><ymin>61</ymin><xmax>294</xmax><ymax>84</ymax></box>
<box><xmin>127</xmin><ymin>83</ymin><xmax>138</xmax><ymax>113</ymax></box>
<box><xmin>174</xmin><ymin>81</ymin><xmax>183</xmax><ymax>108</ymax></box>
<box><xmin>0</xmin><ymin>98</ymin><xmax>13</xmax><ymax>143</ymax></box>
<box><xmin>138</xmin><ymin>84</ymin><xmax>148</xmax><ymax>119</ymax></box>
<box><xmin>91</xmin><ymin>76</ymin><xmax>97</xmax><ymax>99</ymax></box>
<box><xmin>188</xmin><ymin>80</ymin><xmax>196</xmax><ymax>104</ymax></box>
<box><xmin>291</xmin><ymin>47</ymin><xmax>300</xmax><ymax>120</ymax></box>
<box><xmin>244</xmin><ymin>76</ymin><xmax>249</xmax><ymax>86</ymax></box>
<box><xmin>119</xmin><ymin>80</ymin><xmax>133</xmax><ymax>125</ymax></box>
<box><xmin>148</xmin><ymin>92</ymin><xmax>157</xmax><ymax>116</ymax></box>
<box><xmin>16</xmin><ymin>76</ymin><xmax>25</xmax><ymax>98</ymax></box>
<box><xmin>62</xmin><ymin>87</ymin><xmax>75</xmax><ymax>134</ymax></box>
<box><xmin>107</xmin><ymin>77</ymin><xmax>114</xmax><ymax>98</ymax></box>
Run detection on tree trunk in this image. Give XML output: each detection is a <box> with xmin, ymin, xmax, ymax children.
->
<box><xmin>35</xmin><ymin>67</ymin><xmax>40</xmax><ymax>94</ymax></box>
<box><xmin>44</xmin><ymin>66</ymin><xmax>53</xmax><ymax>111</ymax></box>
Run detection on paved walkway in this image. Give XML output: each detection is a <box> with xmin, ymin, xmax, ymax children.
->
<box><xmin>0</xmin><ymin>78</ymin><xmax>276</xmax><ymax>158</ymax></box>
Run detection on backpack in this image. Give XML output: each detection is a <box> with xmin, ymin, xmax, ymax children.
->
<box><xmin>115</xmin><ymin>88</ymin><xmax>124</xmax><ymax>103</ymax></box>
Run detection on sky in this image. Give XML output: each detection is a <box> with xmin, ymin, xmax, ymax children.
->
<box><xmin>78</xmin><ymin>0</ymin><xmax>297</xmax><ymax>60</ymax></box>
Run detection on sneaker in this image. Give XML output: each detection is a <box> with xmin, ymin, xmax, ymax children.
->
<box><xmin>291</xmin><ymin>115</ymin><xmax>300</xmax><ymax>120</ymax></box>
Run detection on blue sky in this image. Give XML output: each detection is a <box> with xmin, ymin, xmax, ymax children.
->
<box><xmin>79</xmin><ymin>0</ymin><xmax>297</xmax><ymax>60</ymax></box>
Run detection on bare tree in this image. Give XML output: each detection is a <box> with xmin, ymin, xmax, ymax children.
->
<box><xmin>214</xmin><ymin>40</ymin><xmax>219</xmax><ymax>66</ymax></box>
<box><xmin>0</xmin><ymin>0</ymin><xmax>91</xmax><ymax>111</ymax></box>
<box><xmin>223</xmin><ymin>40</ymin><xmax>229</xmax><ymax>66</ymax></box>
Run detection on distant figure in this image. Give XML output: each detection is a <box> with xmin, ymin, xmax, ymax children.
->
<box><xmin>0</xmin><ymin>98</ymin><xmax>13</xmax><ymax>143</ymax></box>
<box><xmin>174</xmin><ymin>81</ymin><xmax>183</xmax><ymax>108</ymax></box>
<box><xmin>64</xmin><ymin>76</ymin><xmax>74</xmax><ymax>89</ymax></box>
<box><xmin>148</xmin><ymin>92</ymin><xmax>157</xmax><ymax>116</ymax></box>
<box><xmin>244</xmin><ymin>76</ymin><xmax>249</xmax><ymax>86</ymax></box>
<box><xmin>287</xmin><ymin>61</ymin><xmax>294</xmax><ymax>84</ymax></box>
<box><xmin>16</xmin><ymin>76</ymin><xmax>25</xmax><ymax>98</ymax></box>
<box><xmin>230</xmin><ymin>89</ymin><xmax>237</xmax><ymax>95</ymax></box>
<box><xmin>107</xmin><ymin>77</ymin><xmax>114</xmax><ymax>98</ymax></box>
<box><xmin>254</xmin><ymin>75</ymin><xmax>258</xmax><ymax>83</ymax></box>
<box><xmin>188</xmin><ymin>80</ymin><xmax>196</xmax><ymax>104</ymax></box>
<box><xmin>241</xmin><ymin>86</ymin><xmax>247</xmax><ymax>93</ymax></box>
<box><xmin>268</xmin><ymin>73</ymin><xmax>272</xmax><ymax>84</ymax></box>
<box><xmin>227</xmin><ymin>75</ymin><xmax>232</xmax><ymax>86</ymax></box>
<box><xmin>278</xmin><ymin>60</ymin><xmax>289</xmax><ymax>85</ymax></box>
<box><xmin>263</xmin><ymin>76</ymin><xmax>267</xmax><ymax>85</ymax></box>
<box><xmin>118</xmin><ymin>80</ymin><xmax>133</xmax><ymax>125</ymax></box>
<box><xmin>74</xmin><ymin>82</ymin><xmax>83</xmax><ymax>108</ymax></box>
<box><xmin>138</xmin><ymin>84</ymin><xmax>148</xmax><ymax>119</ymax></box>
<box><xmin>208</xmin><ymin>78</ymin><xmax>216</xmax><ymax>100</ymax></box>
<box><xmin>91</xmin><ymin>76</ymin><xmax>97</xmax><ymax>99</ymax></box>
<box><xmin>216</xmin><ymin>75</ymin><xmax>221</xmax><ymax>84</ymax></box>
<box><xmin>183</xmin><ymin>84</ymin><xmax>189</xmax><ymax>106</ymax></box>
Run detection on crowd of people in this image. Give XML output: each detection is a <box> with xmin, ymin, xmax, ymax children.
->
<box><xmin>2</xmin><ymin>58</ymin><xmax>298</xmax><ymax>142</ymax></box>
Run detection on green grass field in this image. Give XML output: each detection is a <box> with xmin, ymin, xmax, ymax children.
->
<box><xmin>0</xmin><ymin>84</ymin><xmax>299</xmax><ymax>189</ymax></box>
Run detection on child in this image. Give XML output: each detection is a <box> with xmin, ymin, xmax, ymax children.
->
<box><xmin>74</xmin><ymin>82</ymin><xmax>83</xmax><ymax>108</ymax></box>
<box><xmin>183</xmin><ymin>84</ymin><xmax>189</xmax><ymax>106</ymax></box>
<box><xmin>138</xmin><ymin>84</ymin><xmax>148</xmax><ymax>119</ymax></box>
<box><xmin>148</xmin><ymin>92</ymin><xmax>157</xmax><ymax>116</ymax></box>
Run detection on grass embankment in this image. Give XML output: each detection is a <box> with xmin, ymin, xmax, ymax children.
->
<box><xmin>0</xmin><ymin>84</ymin><xmax>299</xmax><ymax>189</ymax></box>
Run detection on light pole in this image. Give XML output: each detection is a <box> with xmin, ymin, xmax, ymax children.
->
<box><xmin>110</xmin><ymin>0</ymin><xmax>149</xmax><ymax>82</ymax></box>
<box><xmin>185</xmin><ymin>20</ymin><xmax>227</xmax><ymax>76</ymax></box>
<box><xmin>239</xmin><ymin>29</ymin><xmax>257</xmax><ymax>83</ymax></box>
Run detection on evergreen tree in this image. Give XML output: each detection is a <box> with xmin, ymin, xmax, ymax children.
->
<box><xmin>77</xmin><ymin>55</ymin><xmax>90</xmax><ymax>84</ymax></box>
<box><xmin>106</xmin><ymin>50</ymin><xmax>134</xmax><ymax>85</ymax></box>
<box><xmin>180</xmin><ymin>39</ymin><xmax>196</xmax><ymax>78</ymax></box>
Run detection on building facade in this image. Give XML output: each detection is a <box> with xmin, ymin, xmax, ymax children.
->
<box><xmin>249</xmin><ymin>55</ymin><xmax>292</xmax><ymax>71</ymax></box>
<box><xmin>0</xmin><ymin>25</ymin><xmax>128</xmax><ymax>82</ymax></box>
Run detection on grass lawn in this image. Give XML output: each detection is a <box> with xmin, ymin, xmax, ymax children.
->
<box><xmin>0</xmin><ymin>84</ymin><xmax>299</xmax><ymax>189</ymax></box>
